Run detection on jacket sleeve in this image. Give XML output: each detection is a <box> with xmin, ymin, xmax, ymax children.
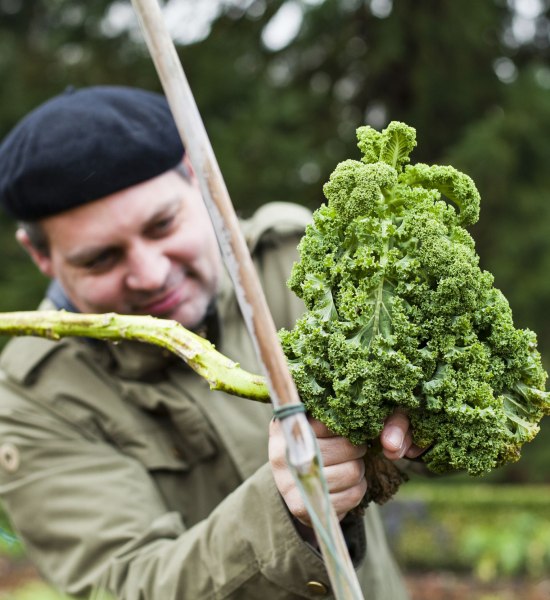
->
<box><xmin>0</xmin><ymin>380</ymin><xmax>335</xmax><ymax>599</ymax></box>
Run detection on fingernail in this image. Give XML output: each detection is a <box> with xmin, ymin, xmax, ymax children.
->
<box><xmin>385</xmin><ymin>428</ymin><xmax>404</xmax><ymax>451</ymax></box>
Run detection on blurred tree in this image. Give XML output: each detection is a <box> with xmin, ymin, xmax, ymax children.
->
<box><xmin>183</xmin><ymin>0</ymin><xmax>511</xmax><ymax>213</ymax></box>
<box><xmin>445</xmin><ymin>65</ymin><xmax>550</xmax><ymax>357</ymax></box>
<box><xmin>0</xmin><ymin>0</ymin><xmax>524</xmax><ymax>224</ymax></box>
<box><xmin>0</xmin><ymin>0</ymin><xmax>157</xmax><ymax>135</ymax></box>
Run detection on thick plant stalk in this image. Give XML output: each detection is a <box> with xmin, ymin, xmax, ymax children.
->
<box><xmin>129</xmin><ymin>0</ymin><xmax>365</xmax><ymax>597</ymax></box>
<box><xmin>0</xmin><ymin>311</ymin><xmax>270</xmax><ymax>402</ymax></box>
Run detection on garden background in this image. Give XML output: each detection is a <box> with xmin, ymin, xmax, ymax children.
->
<box><xmin>1</xmin><ymin>0</ymin><xmax>550</xmax><ymax>598</ymax></box>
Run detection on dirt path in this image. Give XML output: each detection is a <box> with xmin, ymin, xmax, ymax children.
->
<box><xmin>406</xmin><ymin>571</ymin><xmax>550</xmax><ymax>600</ymax></box>
<box><xmin>0</xmin><ymin>558</ymin><xmax>40</xmax><ymax>591</ymax></box>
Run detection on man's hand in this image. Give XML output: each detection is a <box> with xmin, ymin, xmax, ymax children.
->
<box><xmin>269</xmin><ymin>412</ymin><xmax>420</xmax><ymax>527</ymax></box>
<box><xmin>381</xmin><ymin>410</ymin><xmax>425</xmax><ymax>461</ymax></box>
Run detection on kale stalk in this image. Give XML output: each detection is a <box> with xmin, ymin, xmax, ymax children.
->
<box><xmin>279</xmin><ymin>122</ymin><xmax>550</xmax><ymax>504</ymax></box>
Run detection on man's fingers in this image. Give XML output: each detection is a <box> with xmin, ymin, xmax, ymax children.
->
<box><xmin>380</xmin><ymin>410</ymin><xmax>410</xmax><ymax>456</ymax></box>
<box><xmin>324</xmin><ymin>459</ymin><xmax>366</xmax><ymax>492</ymax></box>
<box><xmin>329</xmin><ymin>482</ymin><xmax>368</xmax><ymax>520</ymax></box>
<box><xmin>269</xmin><ymin>417</ymin><xmax>369</xmax><ymax>525</ymax></box>
<box><xmin>308</xmin><ymin>417</ymin><xmax>338</xmax><ymax>438</ymax></box>
<box><xmin>382</xmin><ymin>430</ymin><xmax>412</xmax><ymax>460</ymax></box>
<box><xmin>286</xmin><ymin>473</ymin><xmax>368</xmax><ymax>526</ymax></box>
<box><xmin>380</xmin><ymin>411</ymin><xmax>428</xmax><ymax>459</ymax></box>
<box><xmin>405</xmin><ymin>444</ymin><xmax>425</xmax><ymax>459</ymax></box>
<box><xmin>317</xmin><ymin>436</ymin><xmax>366</xmax><ymax>466</ymax></box>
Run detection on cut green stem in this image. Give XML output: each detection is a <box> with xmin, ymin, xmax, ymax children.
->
<box><xmin>0</xmin><ymin>311</ymin><xmax>270</xmax><ymax>402</ymax></box>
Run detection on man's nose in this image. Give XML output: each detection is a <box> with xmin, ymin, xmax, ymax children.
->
<box><xmin>125</xmin><ymin>242</ymin><xmax>170</xmax><ymax>291</ymax></box>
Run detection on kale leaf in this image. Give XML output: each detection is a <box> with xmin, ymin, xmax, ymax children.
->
<box><xmin>279</xmin><ymin>122</ymin><xmax>550</xmax><ymax>502</ymax></box>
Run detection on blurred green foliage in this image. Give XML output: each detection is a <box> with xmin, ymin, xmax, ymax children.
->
<box><xmin>0</xmin><ymin>583</ymin><xmax>74</xmax><ymax>600</ymax></box>
<box><xmin>0</xmin><ymin>0</ymin><xmax>549</xmax><ymax>480</ymax></box>
<box><xmin>461</xmin><ymin>513</ymin><xmax>550</xmax><ymax>581</ymax></box>
<box><xmin>384</xmin><ymin>482</ymin><xmax>550</xmax><ymax>580</ymax></box>
<box><xmin>0</xmin><ymin>514</ymin><xmax>23</xmax><ymax>559</ymax></box>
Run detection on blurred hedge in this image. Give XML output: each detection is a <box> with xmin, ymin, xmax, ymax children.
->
<box><xmin>383</xmin><ymin>482</ymin><xmax>550</xmax><ymax>581</ymax></box>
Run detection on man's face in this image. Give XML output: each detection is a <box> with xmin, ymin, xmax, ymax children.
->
<box><xmin>31</xmin><ymin>168</ymin><xmax>223</xmax><ymax>330</ymax></box>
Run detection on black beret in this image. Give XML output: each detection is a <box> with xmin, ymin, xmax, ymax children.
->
<box><xmin>0</xmin><ymin>85</ymin><xmax>185</xmax><ymax>221</ymax></box>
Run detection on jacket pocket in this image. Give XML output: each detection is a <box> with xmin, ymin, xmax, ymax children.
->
<box><xmin>114</xmin><ymin>379</ymin><xmax>219</xmax><ymax>471</ymax></box>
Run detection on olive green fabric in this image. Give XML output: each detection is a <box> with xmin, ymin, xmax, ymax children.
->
<box><xmin>0</xmin><ymin>202</ymin><xmax>409</xmax><ymax>599</ymax></box>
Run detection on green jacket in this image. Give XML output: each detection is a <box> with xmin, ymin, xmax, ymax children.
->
<box><xmin>0</xmin><ymin>202</ymin><xmax>409</xmax><ymax>600</ymax></box>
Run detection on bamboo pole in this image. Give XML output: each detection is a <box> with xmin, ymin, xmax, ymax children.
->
<box><xmin>127</xmin><ymin>1</ymin><xmax>365</xmax><ymax>596</ymax></box>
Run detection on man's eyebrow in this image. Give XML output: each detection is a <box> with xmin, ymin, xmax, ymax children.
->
<box><xmin>66</xmin><ymin>197</ymin><xmax>183</xmax><ymax>265</ymax></box>
<box><xmin>66</xmin><ymin>244</ymin><xmax>119</xmax><ymax>266</ymax></box>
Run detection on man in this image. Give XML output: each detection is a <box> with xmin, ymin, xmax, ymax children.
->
<box><xmin>0</xmin><ymin>86</ymin><xmax>419</xmax><ymax>599</ymax></box>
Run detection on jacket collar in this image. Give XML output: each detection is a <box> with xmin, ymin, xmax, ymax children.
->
<box><xmin>46</xmin><ymin>279</ymin><xmax>78</xmax><ymax>312</ymax></box>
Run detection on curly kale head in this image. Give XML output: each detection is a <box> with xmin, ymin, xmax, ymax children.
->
<box><xmin>279</xmin><ymin>121</ymin><xmax>550</xmax><ymax>477</ymax></box>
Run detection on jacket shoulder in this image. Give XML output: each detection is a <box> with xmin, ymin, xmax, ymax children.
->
<box><xmin>244</xmin><ymin>203</ymin><xmax>311</xmax><ymax>331</ymax></box>
<box><xmin>242</xmin><ymin>202</ymin><xmax>312</xmax><ymax>252</ymax></box>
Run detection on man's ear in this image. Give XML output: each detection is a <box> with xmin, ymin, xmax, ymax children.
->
<box><xmin>182</xmin><ymin>154</ymin><xmax>196</xmax><ymax>181</ymax></box>
<box><xmin>16</xmin><ymin>228</ymin><xmax>54</xmax><ymax>278</ymax></box>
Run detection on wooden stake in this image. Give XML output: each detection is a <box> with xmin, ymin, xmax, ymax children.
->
<box><xmin>129</xmin><ymin>2</ymin><xmax>365</xmax><ymax>596</ymax></box>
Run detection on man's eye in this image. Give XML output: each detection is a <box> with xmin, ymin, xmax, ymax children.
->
<box><xmin>150</xmin><ymin>216</ymin><xmax>175</xmax><ymax>236</ymax></box>
<box><xmin>83</xmin><ymin>250</ymin><xmax>118</xmax><ymax>272</ymax></box>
